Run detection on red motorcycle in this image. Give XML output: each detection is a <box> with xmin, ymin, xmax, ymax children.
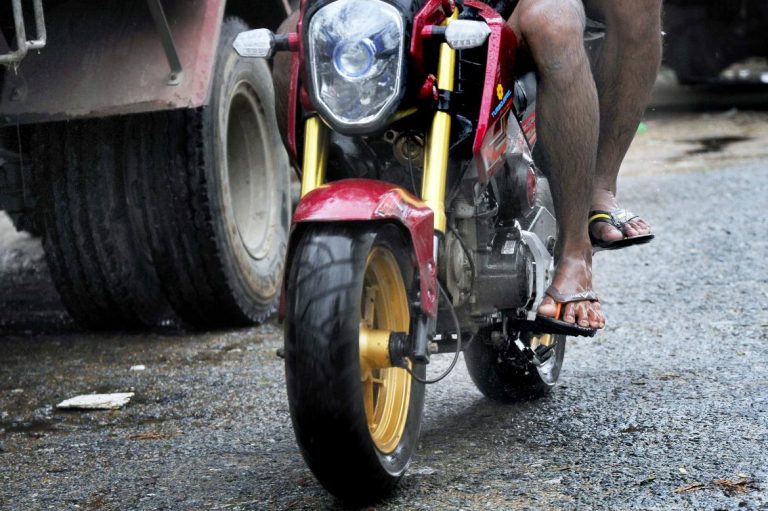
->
<box><xmin>235</xmin><ymin>0</ymin><xmax>595</xmax><ymax>502</ymax></box>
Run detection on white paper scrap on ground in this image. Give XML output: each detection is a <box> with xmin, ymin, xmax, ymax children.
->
<box><xmin>129</xmin><ymin>365</ymin><xmax>146</xmax><ymax>372</ymax></box>
<box><xmin>56</xmin><ymin>393</ymin><xmax>135</xmax><ymax>410</ymax></box>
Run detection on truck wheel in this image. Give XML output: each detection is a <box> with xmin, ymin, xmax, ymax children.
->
<box><xmin>139</xmin><ymin>18</ymin><xmax>291</xmax><ymax>327</ymax></box>
<box><xmin>35</xmin><ymin>119</ymin><xmax>168</xmax><ymax>329</ymax></box>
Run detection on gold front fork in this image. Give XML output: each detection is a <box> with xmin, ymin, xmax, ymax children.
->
<box><xmin>300</xmin><ymin>16</ymin><xmax>458</xmax><ymax>230</ymax></box>
<box><xmin>300</xmin><ymin>116</ymin><xmax>329</xmax><ymax>198</ymax></box>
<box><xmin>421</xmin><ymin>39</ymin><xmax>457</xmax><ymax>234</ymax></box>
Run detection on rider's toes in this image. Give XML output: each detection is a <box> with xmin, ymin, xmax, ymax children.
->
<box><xmin>624</xmin><ymin>218</ymin><xmax>651</xmax><ymax>238</ymax></box>
<box><xmin>631</xmin><ymin>217</ymin><xmax>652</xmax><ymax>235</ymax></box>
<box><xmin>577</xmin><ymin>302</ymin><xmax>595</xmax><ymax>328</ymax></box>
<box><xmin>537</xmin><ymin>296</ymin><xmax>557</xmax><ymax>318</ymax></box>
<box><xmin>570</xmin><ymin>303</ymin><xmax>590</xmax><ymax>327</ymax></box>
<box><xmin>595</xmin><ymin>223</ymin><xmax>623</xmax><ymax>242</ymax></box>
<box><xmin>587</xmin><ymin>306</ymin><xmax>603</xmax><ymax>329</ymax></box>
<box><xmin>563</xmin><ymin>303</ymin><xmax>577</xmax><ymax>324</ymax></box>
<box><xmin>623</xmin><ymin>223</ymin><xmax>640</xmax><ymax>238</ymax></box>
<box><xmin>596</xmin><ymin>306</ymin><xmax>606</xmax><ymax>328</ymax></box>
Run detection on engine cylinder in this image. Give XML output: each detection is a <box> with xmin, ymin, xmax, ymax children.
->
<box><xmin>469</xmin><ymin>228</ymin><xmax>533</xmax><ymax>316</ymax></box>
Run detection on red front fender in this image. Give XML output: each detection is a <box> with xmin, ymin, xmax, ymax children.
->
<box><xmin>291</xmin><ymin>179</ymin><xmax>437</xmax><ymax>318</ymax></box>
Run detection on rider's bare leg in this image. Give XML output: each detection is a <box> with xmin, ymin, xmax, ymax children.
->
<box><xmin>585</xmin><ymin>0</ymin><xmax>662</xmax><ymax>242</ymax></box>
<box><xmin>510</xmin><ymin>0</ymin><xmax>605</xmax><ymax>329</ymax></box>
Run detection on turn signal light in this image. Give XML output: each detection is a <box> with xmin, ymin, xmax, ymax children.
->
<box><xmin>420</xmin><ymin>20</ymin><xmax>491</xmax><ymax>50</ymax></box>
<box><xmin>234</xmin><ymin>30</ymin><xmax>297</xmax><ymax>59</ymax></box>
<box><xmin>445</xmin><ymin>20</ymin><xmax>491</xmax><ymax>50</ymax></box>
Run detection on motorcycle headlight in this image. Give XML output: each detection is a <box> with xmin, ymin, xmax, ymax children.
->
<box><xmin>307</xmin><ymin>0</ymin><xmax>405</xmax><ymax>134</ymax></box>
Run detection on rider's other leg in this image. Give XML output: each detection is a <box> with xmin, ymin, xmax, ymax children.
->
<box><xmin>510</xmin><ymin>0</ymin><xmax>605</xmax><ymax>329</ymax></box>
<box><xmin>585</xmin><ymin>0</ymin><xmax>663</xmax><ymax>242</ymax></box>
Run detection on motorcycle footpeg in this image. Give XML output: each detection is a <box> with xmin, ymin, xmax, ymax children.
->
<box><xmin>508</xmin><ymin>316</ymin><xmax>597</xmax><ymax>338</ymax></box>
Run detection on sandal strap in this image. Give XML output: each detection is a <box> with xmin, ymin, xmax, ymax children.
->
<box><xmin>612</xmin><ymin>209</ymin><xmax>638</xmax><ymax>224</ymax></box>
<box><xmin>589</xmin><ymin>209</ymin><xmax>638</xmax><ymax>230</ymax></box>
<box><xmin>589</xmin><ymin>210</ymin><xmax>622</xmax><ymax>230</ymax></box>
<box><xmin>545</xmin><ymin>286</ymin><xmax>599</xmax><ymax>304</ymax></box>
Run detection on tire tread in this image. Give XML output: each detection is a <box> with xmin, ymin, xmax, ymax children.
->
<box><xmin>285</xmin><ymin>224</ymin><xmax>424</xmax><ymax>504</ymax></box>
<box><xmin>138</xmin><ymin>18</ymin><xmax>288</xmax><ymax>328</ymax></box>
<box><xmin>37</xmin><ymin>119</ymin><xmax>167</xmax><ymax>329</ymax></box>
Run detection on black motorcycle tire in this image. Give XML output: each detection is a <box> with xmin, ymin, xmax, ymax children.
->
<box><xmin>285</xmin><ymin>223</ymin><xmax>426</xmax><ymax>504</ymax></box>
<box><xmin>464</xmin><ymin>327</ymin><xmax>566</xmax><ymax>403</ymax></box>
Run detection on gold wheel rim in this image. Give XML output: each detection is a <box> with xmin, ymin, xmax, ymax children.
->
<box><xmin>530</xmin><ymin>333</ymin><xmax>554</xmax><ymax>350</ymax></box>
<box><xmin>360</xmin><ymin>246</ymin><xmax>412</xmax><ymax>454</ymax></box>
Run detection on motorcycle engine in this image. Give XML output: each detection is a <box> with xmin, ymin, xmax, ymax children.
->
<box><xmin>444</xmin><ymin>114</ymin><xmax>555</xmax><ymax>321</ymax></box>
<box><xmin>444</xmin><ymin>177</ymin><xmax>538</xmax><ymax>319</ymax></box>
<box><xmin>447</xmin><ymin>215</ymin><xmax>536</xmax><ymax>317</ymax></box>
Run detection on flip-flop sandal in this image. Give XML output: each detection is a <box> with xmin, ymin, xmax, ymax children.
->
<box><xmin>510</xmin><ymin>286</ymin><xmax>600</xmax><ymax>337</ymax></box>
<box><xmin>589</xmin><ymin>209</ymin><xmax>655</xmax><ymax>252</ymax></box>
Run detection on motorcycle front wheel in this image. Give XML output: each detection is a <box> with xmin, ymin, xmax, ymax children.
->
<box><xmin>464</xmin><ymin>327</ymin><xmax>566</xmax><ymax>403</ymax></box>
<box><xmin>284</xmin><ymin>223</ymin><xmax>425</xmax><ymax>503</ymax></box>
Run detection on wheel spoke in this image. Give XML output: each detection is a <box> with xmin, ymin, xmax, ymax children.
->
<box><xmin>359</xmin><ymin>245</ymin><xmax>412</xmax><ymax>454</ymax></box>
<box><xmin>363</xmin><ymin>371</ymin><xmax>375</xmax><ymax>421</ymax></box>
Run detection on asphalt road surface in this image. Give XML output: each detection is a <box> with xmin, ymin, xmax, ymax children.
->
<box><xmin>1</xmin><ymin>84</ymin><xmax>767</xmax><ymax>510</ymax></box>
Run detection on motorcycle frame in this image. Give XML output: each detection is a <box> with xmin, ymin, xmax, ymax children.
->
<box><xmin>286</xmin><ymin>0</ymin><xmax>527</xmax><ymax>321</ymax></box>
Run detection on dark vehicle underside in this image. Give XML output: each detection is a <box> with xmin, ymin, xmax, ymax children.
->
<box><xmin>664</xmin><ymin>0</ymin><xmax>768</xmax><ymax>85</ymax></box>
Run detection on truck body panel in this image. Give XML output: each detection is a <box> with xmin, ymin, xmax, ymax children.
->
<box><xmin>0</xmin><ymin>0</ymin><xmax>225</xmax><ymax>124</ymax></box>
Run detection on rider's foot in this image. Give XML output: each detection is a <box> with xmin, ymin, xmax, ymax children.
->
<box><xmin>590</xmin><ymin>188</ymin><xmax>652</xmax><ymax>243</ymax></box>
<box><xmin>537</xmin><ymin>255</ymin><xmax>605</xmax><ymax>330</ymax></box>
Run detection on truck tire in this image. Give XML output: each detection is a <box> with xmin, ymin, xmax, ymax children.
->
<box><xmin>139</xmin><ymin>18</ymin><xmax>291</xmax><ymax>328</ymax></box>
<box><xmin>35</xmin><ymin>119</ymin><xmax>168</xmax><ymax>329</ymax></box>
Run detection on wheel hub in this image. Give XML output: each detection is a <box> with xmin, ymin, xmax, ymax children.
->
<box><xmin>226</xmin><ymin>82</ymin><xmax>274</xmax><ymax>260</ymax></box>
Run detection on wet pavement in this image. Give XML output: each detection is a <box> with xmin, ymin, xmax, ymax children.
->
<box><xmin>1</xmin><ymin>83</ymin><xmax>767</xmax><ymax>510</ymax></box>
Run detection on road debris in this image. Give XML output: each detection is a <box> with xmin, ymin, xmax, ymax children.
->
<box><xmin>712</xmin><ymin>478</ymin><xmax>758</xmax><ymax>496</ymax></box>
<box><xmin>620</xmin><ymin>425</ymin><xmax>652</xmax><ymax>434</ymax></box>
<box><xmin>674</xmin><ymin>478</ymin><xmax>758</xmax><ymax>496</ymax></box>
<box><xmin>56</xmin><ymin>393</ymin><xmax>135</xmax><ymax>410</ymax></box>
<box><xmin>129</xmin><ymin>365</ymin><xmax>146</xmax><ymax>372</ymax></box>
<box><xmin>409</xmin><ymin>466</ymin><xmax>437</xmax><ymax>476</ymax></box>
<box><xmin>675</xmin><ymin>482</ymin><xmax>706</xmax><ymax>493</ymax></box>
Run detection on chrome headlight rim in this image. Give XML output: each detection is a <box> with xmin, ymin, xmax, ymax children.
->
<box><xmin>305</xmin><ymin>0</ymin><xmax>407</xmax><ymax>135</ymax></box>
